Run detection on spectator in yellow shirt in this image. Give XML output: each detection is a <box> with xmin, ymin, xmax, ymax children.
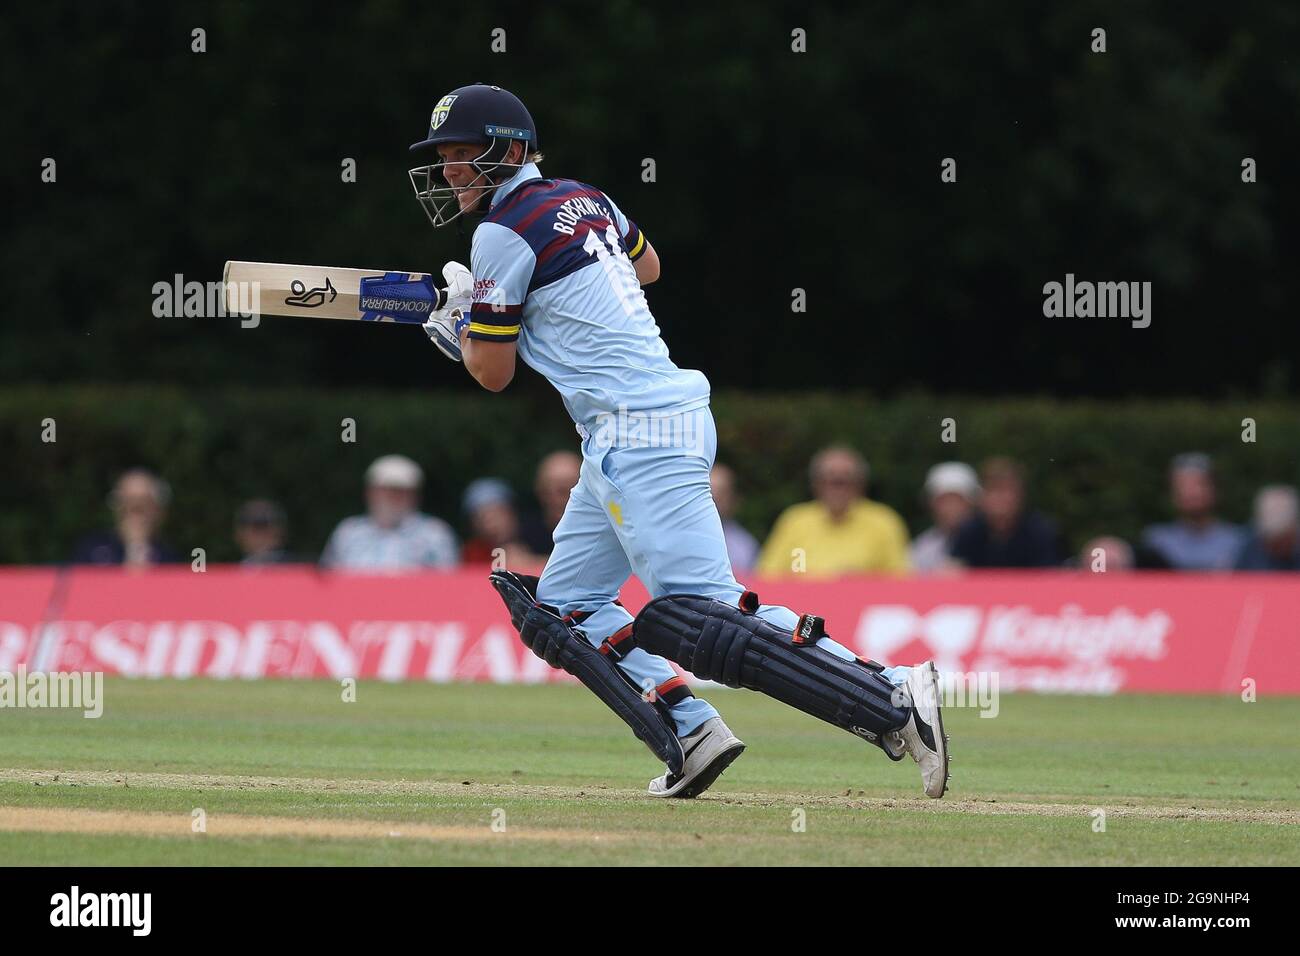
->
<box><xmin>757</xmin><ymin>445</ymin><xmax>911</xmax><ymax>577</ymax></box>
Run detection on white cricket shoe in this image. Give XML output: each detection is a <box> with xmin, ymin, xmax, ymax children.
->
<box><xmin>894</xmin><ymin>660</ymin><xmax>950</xmax><ymax>798</ymax></box>
<box><xmin>648</xmin><ymin>716</ymin><xmax>745</xmax><ymax>799</ymax></box>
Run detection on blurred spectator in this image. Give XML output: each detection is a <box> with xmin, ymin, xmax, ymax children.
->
<box><xmin>320</xmin><ymin>455</ymin><xmax>458</xmax><ymax>570</ymax></box>
<box><xmin>711</xmin><ymin>463</ymin><xmax>759</xmax><ymax>573</ymax></box>
<box><xmin>757</xmin><ymin>445</ymin><xmax>909</xmax><ymax>577</ymax></box>
<box><xmin>949</xmin><ymin>457</ymin><xmax>1062</xmax><ymax>568</ymax></box>
<box><xmin>235</xmin><ymin>499</ymin><xmax>294</xmax><ymax>565</ymax></box>
<box><xmin>461</xmin><ymin>478</ymin><xmax>543</xmax><ymax>568</ymax></box>
<box><xmin>910</xmin><ymin>462</ymin><xmax>979</xmax><ymax>573</ymax></box>
<box><xmin>1079</xmin><ymin>535</ymin><xmax>1136</xmax><ymax>573</ymax></box>
<box><xmin>72</xmin><ymin>468</ymin><xmax>180</xmax><ymax>567</ymax></box>
<box><xmin>519</xmin><ymin>451</ymin><xmax>580</xmax><ymax>556</ymax></box>
<box><xmin>1235</xmin><ymin>485</ymin><xmax>1300</xmax><ymax>571</ymax></box>
<box><xmin>1141</xmin><ymin>453</ymin><xmax>1246</xmax><ymax>570</ymax></box>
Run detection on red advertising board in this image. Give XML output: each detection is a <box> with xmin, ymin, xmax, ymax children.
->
<box><xmin>1</xmin><ymin>567</ymin><xmax>1295</xmax><ymax>693</ymax></box>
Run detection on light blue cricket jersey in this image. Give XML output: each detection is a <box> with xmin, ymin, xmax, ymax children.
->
<box><xmin>466</xmin><ymin>163</ymin><xmax>710</xmax><ymax>429</ymax></box>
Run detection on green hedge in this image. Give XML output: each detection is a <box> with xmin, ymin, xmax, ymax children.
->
<box><xmin>2</xmin><ymin>386</ymin><xmax>1297</xmax><ymax>564</ymax></box>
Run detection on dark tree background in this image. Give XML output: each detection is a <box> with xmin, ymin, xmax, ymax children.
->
<box><xmin>3</xmin><ymin>0</ymin><xmax>1298</xmax><ymax>398</ymax></box>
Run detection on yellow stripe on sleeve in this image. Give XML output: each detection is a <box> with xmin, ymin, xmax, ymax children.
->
<box><xmin>469</xmin><ymin>322</ymin><xmax>521</xmax><ymax>337</ymax></box>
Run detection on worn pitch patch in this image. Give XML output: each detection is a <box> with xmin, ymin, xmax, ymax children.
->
<box><xmin>0</xmin><ymin>804</ymin><xmax>622</xmax><ymax>843</ymax></box>
<box><xmin>1</xmin><ymin>768</ymin><xmax>1297</xmax><ymax>825</ymax></box>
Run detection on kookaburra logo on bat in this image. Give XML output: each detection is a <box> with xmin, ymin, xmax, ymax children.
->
<box><xmin>284</xmin><ymin>277</ymin><xmax>338</xmax><ymax>308</ymax></box>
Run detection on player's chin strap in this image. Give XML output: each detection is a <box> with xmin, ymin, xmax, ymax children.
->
<box><xmin>489</xmin><ymin>570</ymin><xmax>686</xmax><ymax>775</ymax></box>
<box><xmin>629</xmin><ymin>589</ymin><xmax>911</xmax><ymax>758</ymax></box>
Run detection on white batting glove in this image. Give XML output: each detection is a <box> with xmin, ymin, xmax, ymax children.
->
<box><xmin>423</xmin><ymin>261</ymin><xmax>474</xmax><ymax>362</ymax></box>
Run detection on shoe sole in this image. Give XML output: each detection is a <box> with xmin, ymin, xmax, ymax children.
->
<box><xmin>923</xmin><ymin>662</ymin><xmax>949</xmax><ymax>798</ymax></box>
<box><xmin>663</xmin><ymin>742</ymin><xmax>746</xmax><ymax>799</ymax></box>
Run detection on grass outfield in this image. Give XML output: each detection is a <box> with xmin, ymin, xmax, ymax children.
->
<box><xmin>0</xmin><ymin>678</ymin><xmax>1296</xmax><ymax>865</ymax></box>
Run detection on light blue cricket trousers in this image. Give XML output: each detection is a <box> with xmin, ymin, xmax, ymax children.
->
<box><xmin>536</xmin><ymin>404</ymin><xmax>909</xmax><ymax>738</ymax></box>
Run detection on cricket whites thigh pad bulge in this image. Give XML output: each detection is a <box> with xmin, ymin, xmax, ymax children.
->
<box><xmin>632</xmin><ymin>594</ymin><xmax>909</xmax><ymax>745</ymax></box>
<box><xmin>489</xmin><ymin>570</ymin><xmax>685</xmax><ymax>774</ymax></box>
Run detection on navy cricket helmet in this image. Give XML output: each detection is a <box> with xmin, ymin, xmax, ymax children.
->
<box><xmin>408</xmin><ymin>84</ymin><xmax>539</xmax><ymax>229</ymax></box>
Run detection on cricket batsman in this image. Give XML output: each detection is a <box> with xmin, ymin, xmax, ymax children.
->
<box><xmin>408</xmin><ymin>84</ymin><xmax>949</xmax><ymax>798</ymax></box>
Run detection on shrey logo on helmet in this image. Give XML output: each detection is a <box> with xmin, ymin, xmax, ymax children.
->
<box><xmin>407</xmin><ymin>83</ymin><xmax>540</xmax><ymax>229</ymax></box>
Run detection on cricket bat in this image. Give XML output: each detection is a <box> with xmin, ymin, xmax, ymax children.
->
<box><xmin>222</xmin><ymin>261</ymin><xmax>447</xmax><ymax>324</ymax></box>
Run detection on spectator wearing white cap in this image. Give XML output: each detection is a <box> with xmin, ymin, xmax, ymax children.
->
<box><xmin>1235</xmin><ymin>485</ymin><xmax>1300</xmax><ymax>571</ymax></box>
<box><xmin>910</xmin><ymin>462</ymin><xmax>980</xmax><ymax>574</ymax></box>
<box><xmin>320</xmin><ymin>455</ymin><xmax>458</xmax><ymax>570</ymax></box>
